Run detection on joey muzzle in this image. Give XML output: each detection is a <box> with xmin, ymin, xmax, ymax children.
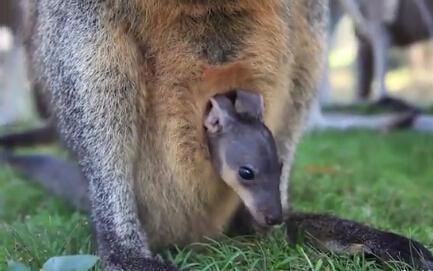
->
<box><xmin>240</xmin><ymin>187</ymin><xmax>283</xmax><ymax>227</ymax></box>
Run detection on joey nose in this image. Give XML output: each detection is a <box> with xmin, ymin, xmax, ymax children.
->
<box><xmin>265</xmin><ymin>214</ymin><xmax>282</xmax><ymax>226</ymax></box>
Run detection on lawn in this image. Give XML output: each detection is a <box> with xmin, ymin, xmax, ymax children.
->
<box><xmin>1</xmin><ymin>130</ymin><xmax>432</xmax><ymax>271</ymax></box>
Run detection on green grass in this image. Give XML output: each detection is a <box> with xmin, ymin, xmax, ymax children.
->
<box><xmin>1</xmin><ymin>130</ymin><xmax>433</xmax><ymax>271</ymax></box>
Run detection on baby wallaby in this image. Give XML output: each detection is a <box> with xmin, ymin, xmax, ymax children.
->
<box><xmin>204</xmin><ymin>90</ymin><xmax>283</xmax><ymax>227</ymax></box>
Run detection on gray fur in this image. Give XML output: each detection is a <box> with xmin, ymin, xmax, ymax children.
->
<box><xmin>27</xmin><ymin>1</ymin><xmax>162</xmax><ymax>269</ymax></box>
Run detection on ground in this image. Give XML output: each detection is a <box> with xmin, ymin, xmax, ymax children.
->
<box><xmin>1</xmin><ymin>130</ymin><xmax>432</xmax><ymax>271</ymax></box>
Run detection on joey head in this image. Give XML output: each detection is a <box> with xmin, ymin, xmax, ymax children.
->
<box><xmin>204</xmin><ymin>90</ymin><xmax>283</xmax><ymax>227</ymax></box>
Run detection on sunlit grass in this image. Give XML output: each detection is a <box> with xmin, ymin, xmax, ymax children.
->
<box><xmin>1</xmin><ymin>130</ymin><xmax>432</xmax><ymax>270</ymax></box>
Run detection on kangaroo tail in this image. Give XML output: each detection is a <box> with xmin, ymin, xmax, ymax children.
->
<box><xmin>0</xmin><ymin>151</ymin><xmax>89</xmax><ymax>212</ymax></box>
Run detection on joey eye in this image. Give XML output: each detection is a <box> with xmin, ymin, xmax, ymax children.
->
<box><xmin>238</xmin><ymin>166</ymin><xmax>255</xmax><ymax>180</ymax></box>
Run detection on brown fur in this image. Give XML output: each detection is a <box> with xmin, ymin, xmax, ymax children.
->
<box><xmin>96</xmin><ymin>1</ymin><xmax>325</xmax><ymax>250</ymax></box>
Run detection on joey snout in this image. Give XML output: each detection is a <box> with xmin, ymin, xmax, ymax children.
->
<box><xmin>243</xmin><ymin>188</ymin><xmax>283</xmax><ymax>227</ymax></box>
<box><xmin>260</xmin><ymin>200</ymin><xmax>283</xmax><ymax>226</ymax></box>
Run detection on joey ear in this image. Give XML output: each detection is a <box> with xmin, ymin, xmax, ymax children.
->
<box><xmin>204</xmin><ymin>96</ymin><xmax>234</xmax><ymax>133</ymax></box>
<box><xmin>234</xmin><ymin>90</ymin><xmax>264</xmax><ymax>120</ymax></box>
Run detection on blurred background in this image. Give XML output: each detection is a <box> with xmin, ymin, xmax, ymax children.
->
<box><xmin>0</xmin><ymin>28</ymin><xmax>32</xmax><ymax>127</ymax></box>
<box><xmin>0</xmin><ymin>0</ymin><xmax>432</xmax><ymax>131</ymax></box>
<box><xmin>328</xmin><ymin>18</ymin><xmax>433</xmax><ymax>106</ymax></box>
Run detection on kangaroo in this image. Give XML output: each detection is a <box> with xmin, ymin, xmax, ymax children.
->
<box><xmin>0</xmin><ymin>0</ymin><xmax>432</xmax><ymax>270</ymax></box>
